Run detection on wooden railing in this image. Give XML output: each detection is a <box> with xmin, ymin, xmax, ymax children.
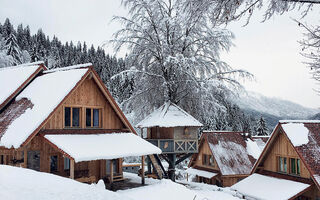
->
<box><xmin>146</xmin><ymin>139</ymin><xmax>198</xmax><ymax>153</ymax></box>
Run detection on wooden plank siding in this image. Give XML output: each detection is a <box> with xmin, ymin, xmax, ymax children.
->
<box><xmin>193</xmin><ymin>141</ymin><xmax>219</xmax><ymax>171</ymax></box>
<box><xmin>43</xmin><ymin>77</ymin><xmax>125</xmax><ymax>130</ymax></box>
<box><xmin>261</xmin><ymin>131</ymin><xmax>311</xmax><ymax>179</ymax></box>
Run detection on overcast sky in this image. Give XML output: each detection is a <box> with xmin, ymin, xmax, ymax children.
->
<box><xmin>1</xmin><ymin>0</ymin><xmax>319</xmax><ymax>108</ymax></box>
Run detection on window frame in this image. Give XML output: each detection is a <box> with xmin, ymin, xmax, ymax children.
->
<box><xmin>289</xmin><ymin>157</ymin><xmax>301</xmax><ymax>176</ymax></box>
<box><xmin>64</xmin><ymin>106</ymin><xmax>82</xmax><ymax>128</ymax></box>
<box><xmin>85</xmin><ymin>107</ymin><xmax>102</xmax><ymax>128</ymax></box>
<box><xmin>50</xmin><ymin>155</ymin><xmax>59</xmax><ymax>173</ymax></box>
<box><xmin>64</xmin><ymin>157</ymin><xmax>70</xmax><ymax>170</ymax></box>
<box><xmin>278</xmin><ymin>156</ymin><xmax>288</xmax><ymax>173</ymax></box>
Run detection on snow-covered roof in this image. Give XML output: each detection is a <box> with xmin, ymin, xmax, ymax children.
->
<box><xmin>44</xmin><ymin>133</ymin><xmax>162</xmax><ymax>162</ymax></box>
<box><xmin>186</xmin><ymin>167</ymin><xmax>218</xmax><ymax>179</ymax></box>
<box><xmin>231</xmin><ymin>173</ymin><xmax>311</xmax><ymax>200</ymax></box>
<box><xmin>0</xmin><ymin>66</ymin><xmax>89</xmax><ymax>148</ymax></box>
<box><xmin>44</xmin><ymin>63</ymin><xmax>92</xmax><ymax>73</ymax></box>
<box><xmin>0</xmin><ymin>62</ymin><xmax>45</xmax><ymax>109</ymax></box>
<box><xmin>204</xmin><ymin>132</ymin><xmax>257</xmax><ymax>175</ymax></box>
<box><xmin>136</xmin><ymin>101</ymin><xmax>203</xmax><ymax>128</ymax></box>
<box><xmin>281</xmin><ymin>122</ymin><xmax>309</xmax><ymax>147</ymax></box>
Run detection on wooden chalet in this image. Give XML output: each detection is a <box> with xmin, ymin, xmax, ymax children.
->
<box><xmin>136</xmin><ymin>102</ymin><xmax>203</xmax><ymax>180</ymax></box>
<box><xmin>188</xmin><ymin>131</ymin><xmax>266</xmax><ymax>187</ymax></box>
<box><xmin>0</xmin><ymin>62</ymin><xmax>161</xmax><ymax>185</ymax></box>
<box><xmin>231</xmin><ymin>121</ymin><xmax>320</xmax><ymax>200</ymax></box>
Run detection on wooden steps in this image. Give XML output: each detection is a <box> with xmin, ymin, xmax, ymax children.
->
<box><xmin>148</xmin><ymin>154</ymin><xmax>164</xmax><ymax>179</ymax></box>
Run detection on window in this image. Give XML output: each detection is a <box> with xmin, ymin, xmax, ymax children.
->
<box><xmin>278</xmin><ymin>156</ymin><xmax>287</xmax><ymax>173</ymax></box>
<box><xmin>183</xmin><ymin>127</ymin><xmax>189</xmax><ymax>135</ymax></box>
<box><xmin>202</xmin><ymin>154</ymin><xmax>208</xmax><ymax>165</ymax></box>
<box><xmin>86</xmin><ymin>108</ymin><xmax>101</xmax><ymax>128</ymax></box>
<box><xmin>64</xmin><ymin>157</ymin><xmax>70</xmax><ymax>170</ymax></box>
<box><xmin>209</xmin><ymin>155</ymin><xmax>214</xmax><ymax>167</ymax></box>
<box><xmin>290</xmin><ymin>158</ymin><xmax>300</xmax><ymax>175</ymax></box>
<box><xmin>202</xmin><ymin>154</ymin><xmax>214</xmax><ymax>166</ymax></box>
<box><xmin>64</xmin><ymin>107</ymin><xmax>81</xmax><ymax>128</ymax></box>
<box><xmin>0</xmin><ymin>155</ymin><xmax>3</xmax><ymax>164</ymax></box>
<box><xmin>50</xmin><ymin>155</ymin><xmax>58</xmax><ymax>172</ymax></box>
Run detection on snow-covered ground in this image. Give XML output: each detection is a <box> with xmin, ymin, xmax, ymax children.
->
<box><xmin>0</xmin><ymin>165</ymin><xmax>130</xmax><ymax>200</ymax></box>
<box><xmin>0</xmin><ymin>165</ymin><xmax>241</xmax><ymax>200</ymax></box>
<box><xmin>118</xmin><ymin>172</ymin><xmax>241</xmax><ymax>200</ymax></box>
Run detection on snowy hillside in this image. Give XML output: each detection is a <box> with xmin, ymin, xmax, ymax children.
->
<box><xmin>233</xmin><ymin>91</ymin><xmax>318</xmax><ymax>119</ymax></box>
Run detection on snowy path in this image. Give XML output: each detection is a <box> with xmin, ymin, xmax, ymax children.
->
<box><xmin>117</xmin><ymin>173</ymin><xmax>241</xmax><ymax>200</ymax></box>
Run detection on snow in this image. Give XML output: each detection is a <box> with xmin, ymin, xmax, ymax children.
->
<box><xmin>136</xmin><ymin>101</ymin><xmax>202</xmax><ymax>128</ymax></box>
<box><xmin>44</xmin><ymin>63</ymin><xmax>92</xmax><ymax>73</ymax></box>
<box><xmin>281</xmin><ymin>123</ymin><xmax>310</xmax><ymax>146</ymax></box>
<box><xmin>209</xmin><ymin>141</ymin><xmax>253</xmax><ymax>175</ymax></box>
<box><xmin>314</xmin><ymin>174</ymin><xmax>320</xmax><ymax>188</ymax></box>
<box><xmin>280</xmin><ymin>120</ymin><xmax>320</xmax><ymax>123</ymax></box>
<box><xmin>252</xmin><ymin>137</ymin><xmax>268</xmax><ymax>151</ymax></box>
<box><xmin>0</xmin><ymin>64</ymin><xmax>40</xmax><ymax>106</ymax></box>
<box><xmin>246</xmin><ymin>139</ymin><xmax>262</xmax><ymax>159</ymax></box>
<box><xmin>118</xmin><ymin>173</ymin><xmax>241</xmax><ymax>200</ymax></box>
<box><xmin>44</xmin><ymin>133</ymin><xmax>161</xmax><ymax>162</ymax></box>
<box><xmin>0</xmin><ymin>68</ymin><xmax>88</xmax><ymax>148</ymax></box>
<box><xmin>0</xmin><ymin>165</ymin><xmax>131</xmax><ymax>200</ymax></box>
<box><xmin>186</xmin><ymin>167</ymin><xmax>218</xmax><ymax>179</ymax></box>
<box><xmin>231</xmin><ymin>173</ymin><xmax>311</xmax><ymax>200</ymax></box>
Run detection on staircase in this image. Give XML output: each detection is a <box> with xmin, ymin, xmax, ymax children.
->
<box><xmin>148</xmin><ymin>154</ymin><xmax>167</xmax><ymax>179</ymax></box>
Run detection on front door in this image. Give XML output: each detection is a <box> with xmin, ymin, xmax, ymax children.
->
<box><xmin>106</xmin><ymin>159</ymin><xmax>119</xmax><ymax>175</ymax></box>
<box><xmin>27</xmin><ymin>151</ymin><xmax>40</xmax><ymax>171</ymax></box>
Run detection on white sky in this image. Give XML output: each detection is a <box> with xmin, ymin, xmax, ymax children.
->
<box><xmin>0</xmin><ymin>0</ymin><xmax>319</xmax><ymax>108</ymax></box>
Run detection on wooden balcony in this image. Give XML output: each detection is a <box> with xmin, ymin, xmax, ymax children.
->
<box><xmin>146</xmin><ymin>139</ymin><xmax>198</xmax><ymax>154</ymax></box>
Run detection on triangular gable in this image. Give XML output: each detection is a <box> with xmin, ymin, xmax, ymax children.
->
<box><xmin>0</xmin><ymin>62</ymin><xmax>46</xmax><ymax>111</ymax></box>
<box><xmin>0</xmin><ymin>64</ymin><xmax>136</xmax><ymax>149</ymax></box>
<box><xmin>252</xmin><ymin>122</ymin><xmax>320</xmax><ymax>191</ymax></box>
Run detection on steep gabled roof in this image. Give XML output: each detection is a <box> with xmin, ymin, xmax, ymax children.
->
<box><xmin>201</xmin><ymin>131</ymin><xmax>257</xmax><ymax>176</ymax></box>
<box><xmin>0</xmin><ymin>61</ymin><xmax>46</xmax><ymax>111</ymax></box>
<box><xmin>0</xmin><ymin>63</ymin><xmax>136</xmax><ymax>149</ymax></box>
<box><xmin>136</xmin><ymin>101</ymin><xmax>203</xmax><ymax>128</ymax></box>
<box><xmin>252</xmin><ymin>120</ymin><xmax>320</xmax><ymax>190</ymax></box>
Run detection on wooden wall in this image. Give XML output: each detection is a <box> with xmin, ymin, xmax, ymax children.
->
<box><xmin>43</xmin><ymin>76</ymin><xmax>126</xmax><ymax>130</ymax></box>
<box><xmin>221</xmin><ymin>175</ymin><xmax>247</xmax><ymax>187</ymax></box>
<box><xmin>150</xmin><ymin>127</ymin><xmax>174</xmax><ymax>139</ymax></box>
<box><xmin>148</xmin><ymin>127</ymin><xmax>198</xmax><ymax>140</ymax></box>
<box><xmin>193</xmin><ymin>140</ymin><xmax>219</xmax><ymax>171</ymax></box>
<box><xmin>173</xmin><ymin>127</ymin><xmax>198</xmax><ymax>140</ymax></box>
<box><xmin>262</xmin><ymin>131</ymin><xmax>310</xmax><ymax>179</ymax></box>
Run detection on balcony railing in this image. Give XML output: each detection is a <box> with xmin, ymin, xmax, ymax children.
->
<box><xmin>146</xmin><ymin>139</ymin><xmax>198</xmax><ymax>153</ymax></box>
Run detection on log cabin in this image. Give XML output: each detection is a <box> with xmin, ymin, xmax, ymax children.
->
<box><xmin>187</xmin><ymin>131</ymin><xmax>265</xmax><ymax>187</ymax></box>
<box><xmin>0</xmin><ymin>62</ymin><xmax>161</xmax><ymax>185</ymax></box>
<box><xmin>136</xmin><ymin>101</ymin><xmax>203</xmax><ymax>180</ymax></box>
<box><xmin>231</xmin><ymin>121</ymin><xmax>320</xmax><ymax>200</ymax></box>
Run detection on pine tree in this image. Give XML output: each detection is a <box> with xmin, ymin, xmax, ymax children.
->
<box><xmin>5</xmin><ymin>31</ymin><xmax>22</xmax><ymax>65</ymax></box>
<box><xmin>254</xmin><ymin>116</ymin><xmax>269</xmax><ymax>136</ymax></box>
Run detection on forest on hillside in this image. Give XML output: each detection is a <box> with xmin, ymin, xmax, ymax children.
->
<box><xmin>0</xmin><ymin>17</ymin><xmax>269</xmax><ymax>136</ymax></box>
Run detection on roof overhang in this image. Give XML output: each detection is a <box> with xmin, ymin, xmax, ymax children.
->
<box><xmin>43</xmin><ymin>133</ymin><xmax>162</xmax><ymax>162</ymax></box>
<box><xmin>231</xmin><ymin>173</ymin><xmax>312</xmax><ymax>200</ymax></box>
<box><xmin>186</xmin><ymin>167</ymin><xmax>218</xmax><ymax>179</ymax></box>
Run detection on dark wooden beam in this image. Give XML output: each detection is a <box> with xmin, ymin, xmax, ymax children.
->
<box><xmin>175</xmin><ymin>153</ymin><xmax>193</xmax><ymax>165</ymax></box>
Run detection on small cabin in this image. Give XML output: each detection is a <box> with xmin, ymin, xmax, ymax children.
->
<box><xmin>231</xmin><ymin>121</ymin><xmax>320</xmax><ymax>200</ymax></box>
<box><xmin>0</xmin><ymin>62</ymin><xmax>161</xmax><ymax>185</ymax></box>
<box><xmin>136</xmin><ymin>102</ymin><xmax>202</xmax><ymax>154</ymax></box>
<box><xmin>188</xmin><ymin>131</ymin><xmax>263</xmax><ymax>187</ymax></box>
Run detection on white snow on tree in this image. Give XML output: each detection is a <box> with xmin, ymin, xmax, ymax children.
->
<box><xmin>4</xmin><ymin>31</ymin><xmax>22</xmax><ymax>65</ymax></box>
<box><xmin>111</xmin><ymin>0</ymin><xmax>252</xmax><ymax>124</ymax></box>
<box><xmin>254</xmin><ymin>116</ymin><xmax>269</xmax><ymax>136</ymax></box>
